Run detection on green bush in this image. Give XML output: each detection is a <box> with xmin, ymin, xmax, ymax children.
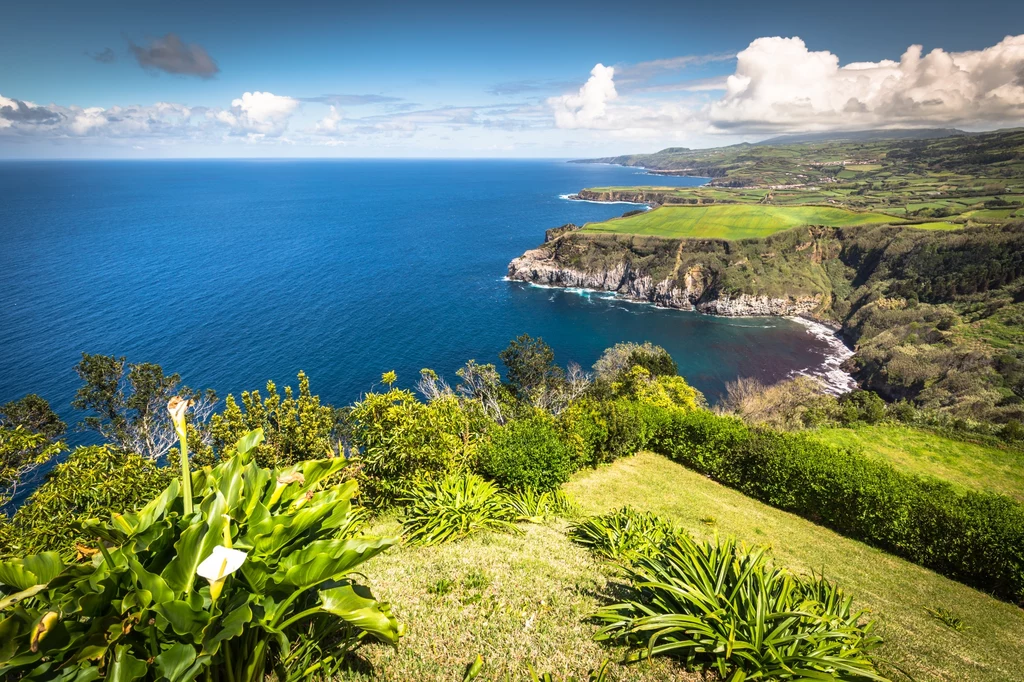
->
<box><xmin>593</xmin><ymin>533</ymin><xmax>884</xmax><ymax>680</ymax></box>
<box><xmin>1</xmin><ymin>445</ymin><xmax>173</xmax><ymax>557</ymax></box>
<box><xmin>401</xmin><ymin>472</ymin><xmax>520</xmax><ymax>546</ymax></box>
<box><xmin>556</xmin><ymin>399</ymin><xmax>608</xmax><ymax>469</ymax></box>
<box><xmin>569</xmin><ymin>507</ymin><xmax>675</xmax><ymax>562</ymax></box>
<box><xmin>479</xmin><ymin>415</ymin><xmax>572</xmax><ymax>492</ymax></box>
<box><xmin>650</xmin><ymin>407</ymin><xmax>1024</xmax><ymax>604</ymax></box>
<box><xmin>348</xmin><ymin>387</ymin><xmax>489</xmax><ymax>507</ymax></box>
<box><xmin>0</xmin><ymin>429</ymin><xmax>402</xmax><ymax>682</ymax></box>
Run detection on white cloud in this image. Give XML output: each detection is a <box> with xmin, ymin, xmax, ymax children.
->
<box><xmin>710</xmin><ymin>34</ymin><xmax>1024</xmax><ymax>131</ymax></box>
<box><xmin>315</xmin><ymin>105</ymin><xmax>342</xmax><ymax>133</ymax></box>
<box><xmin>551</xmin><ymin>34</ymin><xmax>1024</xmax><ymax>136</ymax></box>
<box><xmin>548</xmin><ymin>64</ymin><xmax>617</xmax><ymax>129</ymax></box>
<box><xmin>69</xmin><ymin>107</ymin><xmax>110</xmax><ymax>135</ymax></box>
<box><xmin>227</xmin><ymin>91</ymin><xmax>299</xmax><ymax>135</ymax></box>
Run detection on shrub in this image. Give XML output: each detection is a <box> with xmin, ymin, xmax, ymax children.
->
<box><xmin>0</xmin><ymin>428</ymin><xmax>402</xmax><ymax>682</ymax></box>
<box><xmin>593</xmin><ymin>342</ymin><xmax>677</xmax><ymax>381</ymax></box>
<box><xmin>349</xmin><ymin>387</ymin><xmax>488</xmax><ymax>507</ymax></box>
<box><xmin>208</xmin><ymin>370</ymin><xmax>336</xmax><ymax>467</ymax></box>
<box><xmin>502</xmin><ymin>487</ymin><xmax>581</xmax><ymax>521</ymax></box>
<box><xmin>1</xmin><ymin>445</ymin><xmax>172</xmax><ymax>557</ymax></box>
<box><xmin>593</xmin><ymin>534</ymin><xmax>884</xmax><ymax>680</ymax></box>
<box><xmin>479</xmin><ymin>415</ymin><xmax>572</xmax><ymax>492</ymax></box>
<box><xmin>650</xmin><ymin>407</ymin><xmax>1024</xmax><ymax>604</ymax></box>
<box><xmin>556</xmin><ymin>399</ymin><xmax>608</xmax><ymax>469</ymax></box>
<box><xmin>591</xmin><ymin>399</ymin><xmax>664</xmax><ymax>464</ymax></box>
<box><xmin>569</xmin><ymin>507</ymin><xmax>675</xmax><ymax>562</ymax></box>
<box><xmin>401</xmin><ymin>472</ymin><xmax>520</xmax><ymax>546</ymax></box>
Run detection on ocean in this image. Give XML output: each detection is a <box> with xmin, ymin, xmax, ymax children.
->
<box><xmin>0</xmin><ymin>159</ymin><xmax>847</xmax><ymax>436</ymax></box>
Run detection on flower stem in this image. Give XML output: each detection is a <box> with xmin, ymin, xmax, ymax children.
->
<box><xmin>180</xmin><ymin>430</ymin><xmax>193</xmax><ymax>517</ymax></box>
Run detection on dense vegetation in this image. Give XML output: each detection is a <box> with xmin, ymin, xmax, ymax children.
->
<box><xmin>3</xmin><ymin>332</ymin><xmax>1023</xmax><ymax>680</ymax></box>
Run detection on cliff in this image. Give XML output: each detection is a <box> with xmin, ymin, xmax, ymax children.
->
<box><xmin>508</xmin><ymin>226</ymin><xmax>837</xmax><ymax>317</ymax></box>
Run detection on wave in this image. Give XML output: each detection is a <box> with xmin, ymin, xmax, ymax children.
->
<box><xmin>784</xmin><ymin>316</ymin><xmax>857</xmax><ymax>395</ymax></box>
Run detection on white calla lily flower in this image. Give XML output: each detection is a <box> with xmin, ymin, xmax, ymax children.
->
<box><xmin>197</xmin><ymin>545</ymin><xmax>248</xmax><ymax>583</ymax></box>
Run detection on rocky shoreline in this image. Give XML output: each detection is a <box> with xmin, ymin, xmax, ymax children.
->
<box><xmin>507</xmin><ymin>245</ymin><xmax>824</xmax><ymax>317</ymax></box>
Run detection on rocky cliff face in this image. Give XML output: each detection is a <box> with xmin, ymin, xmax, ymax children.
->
<box><xmin>507</xmin><ymin>244</ymin><xmax>823</xmax><ymax>317</ymax></box>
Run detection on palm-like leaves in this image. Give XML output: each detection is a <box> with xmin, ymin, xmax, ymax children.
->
<box><xmin>0</xmin><ymin>429</ymin><xmax>403</xmax><ymax>682</ymax></box>
<box><xmin>593</xmin><ymin>534</ymin><xmax>887</xmax><ymax>681</ymax></box>
<box><xmin>401</xmin><ymin>473</ymin><xmax>521</xmax><ymax>546</ymax></box>
<box><xmin>569</xmin><ymin>506</ymin><xmax>676</xmax><ymax>562</ymax></box>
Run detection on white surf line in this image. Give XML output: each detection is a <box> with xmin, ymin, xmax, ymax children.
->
<box><xmin>785</xmin><ymin>316</ymin><xmax>858</xmax><ymax>395</ymax></box>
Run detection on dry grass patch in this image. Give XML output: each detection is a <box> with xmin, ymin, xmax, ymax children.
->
<box><xmin>339</xmin><ymin>520</ymin><xmax>702</xmax><ymax>681</ymax></box>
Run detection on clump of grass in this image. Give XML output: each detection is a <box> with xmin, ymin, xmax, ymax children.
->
<box><xmin>401</xmin><ymin>472</ymin><xmax>520</xmax><ymax>546</ymax></box>
<box><xmin>925</xmin><ymin>606</ymin><xmax>969</xmax><ymax>632</ymax></box>
<box><xmin>699</xmin><ymin>515</ymin><xmax>716</xmax><ymax>526</ymax></box>
<box><xmin>503</xmin><ymin>487</ymin><xmax>582</xmax><ymax>520</ymax></box>
<box><xmin>463</xmin><ymin>568</ymin><xmax>490</xmax><ymax>591</ymax></box>
<box><xmin>594</xmin><ymin>532</ymin><xmax>884</xmax><ymax>680</ymax></box>
<box><xmin>427</xmin><ymin>578</ymin><xmax>455</xmax><ymax>597</ymax></box>
<box><xmin>568</xmin><ymin>506</ymin><xmax>676</xmax><ymax>562</ymax></box>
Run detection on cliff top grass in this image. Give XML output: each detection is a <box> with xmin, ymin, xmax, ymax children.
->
<box><xmin>579</xmin><ymin>204</ymin><xmax>906</xmax><ymax>240</ymax></box>
<box><xmin>564</xmin><ymin>451</ymin><xmax>1024</xmax><ymax>682</ymax></box>
<box><xmin>809</xmin><ymin>424</ymin><xmax>1024</xmax><ymax>502</ymax></box>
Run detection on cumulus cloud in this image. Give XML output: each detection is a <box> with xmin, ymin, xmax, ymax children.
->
<box><xmin>315</xmin><ymin>105</ymin><xmax>342</xmax><ymax>133</ymax></box>
<box><xmin>224</xmin><ymin>91</ymin><xmax>299</xmax><ymax>135</ymax></box>
<box><xmin>0</xmin><ymin>96</ymin><xmax>64</xmax><ymax>126</ymax></box>
<box><xmin>130</xmin><ymin>33</ymin><xmax>219</xmax><ymax>78</ymax></box>
<box><xmin>552</xmin><ymin>34</ymin><xmax>1024</xmax><ymax>135</ymax></box>
<box><xmin>710</xmin><ymin>35</ymin><xmax>1024</xmax><ymax>131</ymax></box>
<box><xmin>548</xmin><ymin>64</ymin><xmax>618</xmax><ymax>129</ymax></box>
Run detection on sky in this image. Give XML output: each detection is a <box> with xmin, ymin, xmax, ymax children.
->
<box><xmin>1</xmin><ymin>0</ymin><xmax>1023</xmax><ymax>158</ymax></box>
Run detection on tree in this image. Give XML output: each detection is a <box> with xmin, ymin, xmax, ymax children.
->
<box><xmin>499</xmin><ymin>334</ymin><xmax>565</xmax><ymax>403</ymax></box>
<box><xmin>0</xmin><ymin>395</ymin><xmax>67</xmax><ymax>505</ymax></box>
<box><xmin>0</xmin><ymin>394</ymin><xmax>66</xmax><ymax>440</ymax></box>
<box><xmin>71</xmin><ymin>353</ymin><xmax>216</xmax><ymax>460</ymax></box>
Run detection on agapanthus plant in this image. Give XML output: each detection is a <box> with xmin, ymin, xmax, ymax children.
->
<box><xmin>0</xmin><ymin>399</ymin><xmax>402</xmax><ymax>682</ymax></box>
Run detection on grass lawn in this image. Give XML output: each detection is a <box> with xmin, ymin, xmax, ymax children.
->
<box><xmin>809</xmin><ymin>425</ymin><xmax>1024</xmax><ymax>502</ymax></box>
<box><xmin>565</xmin><ymin>452</ymin><xmax>1024</xmax><ymax>682</ymax></box>
<box><xmin>581</xmin><ymin>205</ymin><xmax>904</xmax><ymax>240</ymax></box>
<box><xmin>339</xmin><ymin>521</ymin><xmax>699</xmax><ymax>681</ymax></box>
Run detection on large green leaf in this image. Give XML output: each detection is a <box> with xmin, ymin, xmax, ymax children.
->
<box><xmin>128</xmin><ymin>559</ymin><xmax>173</xmax><ymax>607</ymax></box>
<box><xmin>160</xmin><ymin>494</ymin><xmax>228</xmax><ymax>595</ymax></box>
<box><xmin>154</xmin><ymin>642</ymin><xmax>197</xmax><ymax>682</ymax></box>
<box><xmin>108</xmin><ymin>644</ymin><xmax>147</xmax><ymax>682</ymax></box>
<box><xmin>154</xmin><ymin>600</ymin><xmax>211</xmax><ymax>641</ymax></box>
<box><xmin>235</xmin><ymin>429</ymin><xmax>265</xmax><ymax>458</ymax></box>
<box><xmin>201</xmin><ymin>601</ymin><xmax>251</xmax><ymax>656</ymax></box>
<box><xmin>278</xmin><ymin>536</ymin><xmax>396</xmax><ymax>587</ymax></box>
<box><xmin>319</xmin><ymin>584</ymin><xmax>403</xmax><ymax>644</ymax></box>
<box><xmin>0</xmin><ymin>553</ymin><xmax>64</xmax><ymax>592</ymax></box>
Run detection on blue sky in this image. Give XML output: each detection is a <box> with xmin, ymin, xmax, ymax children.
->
<box><xmin>1</xmin><ymin>0</ymin><xmax>1022</xmax><ymax>157</ymax></box>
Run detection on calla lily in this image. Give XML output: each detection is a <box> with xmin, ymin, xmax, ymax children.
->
<box><xmin>167</xmin><ymin>396</ymin><xmax>195</xmax><ymax>440</ymax></box>
<box><xmin>268</xmin><ymin>471</ymin><xmax>305</xmax><ymax>507</ymax></box>
<box><xmin>197</xmin><ymin>545</ymin><xmax>248</xmax><ymax>601</ymax></box>
<box><xmin>30</xmin><ymin>611</ymin><xmax>59</xmax><ymax>653</ymax></box>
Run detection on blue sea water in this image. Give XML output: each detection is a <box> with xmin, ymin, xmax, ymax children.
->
<box><xmin>0</xmin><ymin>159</ymin><xmax>841</xmax><ymax>435</ymax></box>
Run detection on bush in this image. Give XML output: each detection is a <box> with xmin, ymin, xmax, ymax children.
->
<box><xmin>401</xmin><ymin>472</ymin><xmax>520</xmax><ymax>546</ymax></box>
<box><xmin>593</xmin><ymin>342</ymin><xmax>677</xmax><ymax>381</ymax></box>
<box><xmin>348</xmin><ymin>387</ymin><xmax>488</xmax><ymax>507</ymax></box>
<box><xmin>569</xmin><ymin>507</ymin><xmax>676</xmax><ymax>562</ymax></box>
<box><xmin>593</xmin><ymin>533</ymin><xmax>884</xmax><ymax>679</ymax></box>
<box><xmin>479</xmin><ymin>415</ymin><xmax>572</xmax><ymax>492</ymax></box>
<box><xmin>0</xmin><ymin>429</ymin><xmax>402</xmax><ymax>682</ymax></box>
<box><xmin>1</xmin><ymin>445</ymin><xmax>173</xmax><ymax>557</ymax></box>
<box><xmin>650</xmin><ymin>408</ymin><xmax>1024</xmax><ymax>604</ymax></box>
<box><xmin>557</xmin><ymin>399</ymin><xmax>608</xmax><ymax>469</ymax></box>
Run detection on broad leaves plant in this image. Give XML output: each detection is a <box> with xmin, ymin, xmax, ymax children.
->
<box><xmin>0</xmin><ymin>428</ymin><xmax>403</xmax><ymax>682</ymax></box>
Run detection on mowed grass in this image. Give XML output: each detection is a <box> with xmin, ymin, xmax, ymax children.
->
<box><xmin>809</xmin><ymin>425</ymin><xmax>1024</xmax><ymax>502</ymax></box>
<box><xmin>339</xmin><ymin>521</ymin><xmax>699</xmax><ymax>682</ymax></box>
<box><xmin>581</xmin><ymin>204</ymin><xmax>904</xmax><ymax>240</ymax></box>
<box><xmin>565</xmin><ymin>452</ymin><xmax>1024</xmax><ymax>682</ymax></box>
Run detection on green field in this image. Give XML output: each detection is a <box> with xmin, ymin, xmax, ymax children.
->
<box><xmin>581</xmin><ymin>204</ymin><xmax>904</xmax><ymax>239</ymax></box>
<box><xmin>809</xmin><ymin>425</ymin><xmax>1024</xmax><ymax>502</ymax></box>
<box><xmin>565</xmin><ymin>452</ymin><xmax>1024</xmax><ymax>682</ymax></box>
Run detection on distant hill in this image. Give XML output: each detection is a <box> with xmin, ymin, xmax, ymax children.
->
<box><xmin>570</xmin><ymin>127</ymin><xmax>1022</xmax><ymax>186</ymax></box>
<box><xmin>755</xmin><ymin>128</ymin><xmax>966</xmax><ymax>145</ymax></box>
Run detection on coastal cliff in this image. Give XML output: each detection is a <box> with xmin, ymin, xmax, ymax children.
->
<box><xmin>508</xmin><ymin>225</ymin><xmax>833</xmax><ymax>317</ymax></box>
